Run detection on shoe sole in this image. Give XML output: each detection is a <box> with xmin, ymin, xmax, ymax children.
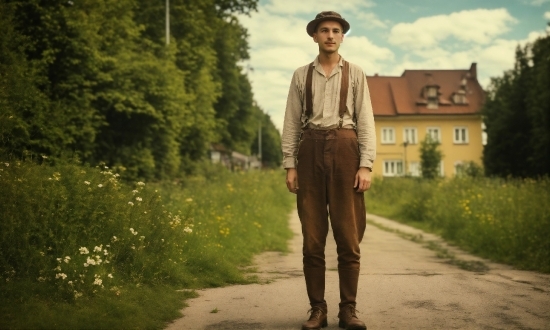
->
<box><xmin>302</xmin><ymin>319</ymin><xmax>328</xmax><ymax>330</ymax></box>
<box><xmin>338</xmin><ymin>320</ymin><xmax>367</xmax><ymax>330</ymax></box>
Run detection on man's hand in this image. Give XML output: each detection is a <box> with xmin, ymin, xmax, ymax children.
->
<box><xmin>286</xmin><ymin>168</ymin><xmax>299</xmax><ymax>194</ymax></box>
<box><xmin>354</xmin><ymin>167</ymin><xmax>372</xmax><ymax>192</ymax></box>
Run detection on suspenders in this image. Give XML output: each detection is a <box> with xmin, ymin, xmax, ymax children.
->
<box><xmin>304</xmin><ymin>60</ymin><xmax>350</xmax><ymax>129</ymax></box>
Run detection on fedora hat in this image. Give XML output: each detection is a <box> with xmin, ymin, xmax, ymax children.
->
<box><xmin>306</xmin><ymin>11</ymin><xmax>350</xmax><ymax>36</ymax></box>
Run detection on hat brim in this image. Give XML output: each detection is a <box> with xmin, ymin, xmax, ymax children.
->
<box><xmin>306</xmin><ymin>17</ymin><xmax>350</xmax><ymax>37</ymax></box>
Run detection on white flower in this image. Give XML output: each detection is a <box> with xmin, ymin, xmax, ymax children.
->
<box><xmin>129</xmin><ymin>228</ymin><xmax>137</xmax><ymax>235</ymax></box>
<box><xmin>68</xmin><ymin>281</ymin><xmax>73</xmax><ymax>285</ymax></box>
<box><xmin>86</xmin><ymin>257</ymin><xmax>96</xmax><ymax>266</ymax></box>
<box><xmin>56</xmin><ymin>258</ymin><xmax>62</xmax><ymax>263</ymax></box>
<box><xmin>84</xmin><ymin>263</ymin><xmax>89</xmax><ymax>267</ymax></box>
<box><xmin>79</xmin><ymin>247</ymin><xmax>89</xmax><ymax>255</ymax></box>
<box><xmin>54</xmin><ymin>266</ymin><xmax>61</xmax><ymax>271</ymax></box>
<box><xmin>111</xmin><ymin>236</ymin><xmax>118</xmax><ymax>242</ymax></box>
<box><xmin>183</xmin><ymin>227</ymin><xmax>193</xmax><ymax>233</ymax></box>
<box><xmin>93</xmin><ymin>245</ymin><xmax>102</xmax><ymax>253</ymax></box>
<box><xmin>103</xmin><ymin>250</ymin><xmax>108</xmax><ymax>256</ymax></box>
<box><xmin>185</xmin><ymin>198</ymin><xmax>193</xmax><ymax>202</ymax></box>
<box><xmin>37</xmin><ymin>277</ymin><xmax>46</xmax><ymax>282</ymax></box>
<box><xmin>108</xmin><ymin>274</ymin><xmax>113</xmax><ymax>279</ymax></box>
<box><xmin>55</xmin><ymin>273</ymin><xmax>67</xmax><ymax>280</ymax></box>
<box><xmin>132</xmin><ymin>190</ymin><xmax>139</xmax><ymax>194</ymax></box>
<box><xmin>98</xmin><ymin>184</ymin><xmax>103</xmax><ymax>188</ymax></box>
<box><xmin>128</xmin><ymin>201</ymin><xmax>134</xmax><ymax>206</ymax></box>
<box><xmin>64</xmin><ymin>256</ymin><xmax>71</xmax><ymax>263</ymax></box>
<box><xmin>137</xmin><ymin>181</ymin><xmax>145</xmax><ymax>186</ymax></box>
<box><xmin>136</xmin><ymin>197</ymin><xmax>142</xmax><ymax>202</ymax></box>
<box><xmin>84</xmin><ymin>181</ymin><xmax>90</xmax><ymax>185</ymax></box>
<box><xmin>4</xmin><ymin>163</ymin><xmax>8</xmax><ymax>167</ymax></box>
<box><xmin>93</xmin><ymin>278</ymin><xmax>102</xmax><ymax>286</ymax></box>
<box><xmin>104</xmin><ymin>166</ymin><xmax>109</xmax><ymax>169</ymax></box>
<box><xmin>42</xmin><ymin>155</ymin><xmax>48</xmax><ymax>159</ymax></box>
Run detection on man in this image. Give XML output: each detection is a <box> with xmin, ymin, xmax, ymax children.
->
<box><xmin>281</xmin><ymin>11</ymin><xmax>376</xmax><ymax>330</ymax></box>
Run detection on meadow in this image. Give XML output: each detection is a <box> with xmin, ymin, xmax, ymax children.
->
<box><xmin>0</xmin><ymin>160</ymin><xmax>294</xmax><ymax>329</ymax></box>
<box><xmin>366</xmin><ymin>176</ymin><xmax>550</xmax><ymax>273</ymax></box>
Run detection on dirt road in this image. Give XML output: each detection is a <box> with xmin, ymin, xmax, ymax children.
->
<box><xmin>166</xmin><ymin>211</ymin><xmax>550</xmax><ymax>330</ymax></box>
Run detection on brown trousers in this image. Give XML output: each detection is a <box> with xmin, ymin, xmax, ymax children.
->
<box><xmin>296</xmin><ymin>128</ymin><xmax>366</xmax><ymax>311</ymax></box>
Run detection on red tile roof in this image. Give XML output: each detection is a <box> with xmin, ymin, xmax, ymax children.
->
<box><xmin>367</xmin><ymin>63</ymin><xmax>485</xmax><ymax>116</ymax></box>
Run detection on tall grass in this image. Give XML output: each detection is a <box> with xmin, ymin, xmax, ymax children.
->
<box><xmin>0</xmin><ymin>160</ymin><xmax>294</xmax><ymax>328</ymax></box>
<box><xmin>367</xmin><ymin>176</ymin><xmax>550</xmax><ymax>273</ymax></box>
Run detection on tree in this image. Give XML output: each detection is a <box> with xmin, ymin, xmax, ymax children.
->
<box><xmin>483</xmin><ymin>33</ymin><xmax>550</xmax><ymax>178</ymax></box>
<box><xmin>419</xmin><ymin>135</ymin><xmax>443</xmax><ymax>179</ymax></box>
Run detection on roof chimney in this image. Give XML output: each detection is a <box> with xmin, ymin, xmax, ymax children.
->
<box><xmin>469</xmin><ymin>63</ymin><xmax>477</xmax><ymax>78</ymax></box>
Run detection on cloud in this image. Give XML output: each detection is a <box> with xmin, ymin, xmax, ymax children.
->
<box><xmin>263</xmin><ymin>0</ymin><xmax>375</xmax><ymax>15</ymax></box>
<box><xmin>388</xmin><ymin>9</ymin><xmax>517</xmax><ymax>49</ymax></box>
<box><xmin>545</xmin><ymin>11</ymin><xmax>550</xmax><ymax>20</ymax></box>
<box><xmin>527</xmin><ymin>0</ymin><xmax>550</xmax><ymax>5</ymax></box>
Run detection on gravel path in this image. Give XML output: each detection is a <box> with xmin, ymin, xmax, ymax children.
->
<box><xmin>166</xmin><ymin>210</ymin><xmax>550</xmax><ymax>330</ymax></box>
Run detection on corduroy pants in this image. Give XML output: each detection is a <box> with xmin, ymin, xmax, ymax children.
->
<box><xmin>296</xmin><ymin>128</ymin><xmax>366</xmax><ymax>311</ymax></box>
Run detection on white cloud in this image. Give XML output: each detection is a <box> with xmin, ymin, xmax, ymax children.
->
<box><xmin>545</xmin><ymin>11</ymin><xmax>550</xmax><ymax>20</ymax></box>
<box><xmin>388</xmin><ymin>9</ymin><xmax>517</xmax><ymax>49</ymax></box>
<box><xmin>263</xmin><ymin>0</ymin><xmax>375</xmax><ymax>15</ymax></box>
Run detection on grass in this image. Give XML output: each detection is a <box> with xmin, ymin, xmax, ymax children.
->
<box><xmin>366</xmin><ymin>176</ymin><xmax>550</xmax><ymax>273</ymax></box>
<box><xmin>0</xmin><ymin>159</ymin><xmax>294</xmax><ymax>328</ymax></box>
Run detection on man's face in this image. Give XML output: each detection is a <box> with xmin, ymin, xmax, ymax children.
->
<box><xmin>313</xmin><ymin>20</ymin><xmax>344</xmax><ymax>54</ymax></box>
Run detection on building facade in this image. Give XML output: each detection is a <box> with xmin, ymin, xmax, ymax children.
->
<box><xmin>367</xmin><ymin>63</ymin><xmax>485</xmax><ymax>177</ymax></box>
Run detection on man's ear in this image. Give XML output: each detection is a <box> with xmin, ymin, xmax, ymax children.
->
<box><xmin>341</xmin><ymin>34</ymin><xmax>345</xmax><ymax>43</ymax></box>
<box><xmin>313</xmin><ymin>34</ymin><xmax>318</xmax><ymax>43</ymax></box>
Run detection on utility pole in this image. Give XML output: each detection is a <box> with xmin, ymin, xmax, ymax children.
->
<box><xmin>403</xmin><ymin>140</ymin><xmax>409</xmax><ymax>176</ymax></box>
<box><xmin>258</xmin><ymin>120</ymin><xmax>262</xmax><ymax>169</ymax></box>
<box><xmin>165</xmin><ymin>0</ymin><xmax>170</xmax><ymax>45</ymax></box>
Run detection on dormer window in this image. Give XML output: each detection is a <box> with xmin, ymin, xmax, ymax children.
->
<box><xmin>423</xmin><ymin>74</ymin><xmax>440</xmax><ymax>109</ymax></box>
<box><xmin>452</xmin><ymin>77</ymin><xmax>469</xmax><ymax>105</ymax></box>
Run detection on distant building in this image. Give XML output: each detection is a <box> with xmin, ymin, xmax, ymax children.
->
<box><xmin>367</xmin><ymin>63</ymin><xmax>485</xmax><ymax>177</ymax></box>
<box><xmin>210</xmin><ymin>144</ymin><xmax>259</xmax><ymax>171</ymax></box>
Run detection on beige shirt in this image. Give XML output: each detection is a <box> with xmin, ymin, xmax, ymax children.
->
<box><xmin>281</xmin><ymin>56</ymin><xmax>376</xmax><ymax>169</ymax></box>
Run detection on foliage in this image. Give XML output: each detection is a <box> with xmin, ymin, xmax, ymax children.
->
<box><xmin>251</xmin><ymin>108</ymin><xmax>283</xmax><ymax>168</ymax></box>
<box><xmin>0</xmin><ymin>0</ymin><xmax>280</xmax><ymax>179</ymax></box>
<box><xmin>367</xmin><ymin>176</ymin><xmax>550</xmax><ymax>273</ymax></box>
<box><xmin>483</xmin><ymin>33</ymin><xmax>550</xmax><ymax>178</ymax></box>
<box><xmin>419</xmin><ymin>134</ymin><xmax>443</xmax><ymax>179</ymax></box>
<box><xmin>0</xmin><ymin>160</ymin><xmax>293</xmax><ymax>328</ymax></box>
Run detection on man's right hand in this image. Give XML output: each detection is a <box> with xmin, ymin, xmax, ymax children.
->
<box><xmin>286</xmin><ymin>168</ymin><xmax>299</xmax><ymax>194</ymax></box>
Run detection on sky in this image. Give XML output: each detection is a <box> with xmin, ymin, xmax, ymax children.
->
<box><xmin>237</xmin><ymin>0</ymin><xmax>550</xmax><ymax>131</ymax></box>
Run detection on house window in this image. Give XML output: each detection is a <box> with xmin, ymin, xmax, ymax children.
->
<box><xmin>383</xmin><ymin>160</ymin><xmax>403</xmax><ymax>177</ymax></box>
<box><xmin>453</xmin><ymin>127</ymin><xmax>469</xmax><ymax>144</ymax></box>
<box><xmin>426</xmin><ymin>127</ymin><xmax>441</xmax><ymax>142</ymax></box>
<box><xmin>409</xmin><ymin>162</ymin><xmax>420</xmax><ymax>177</ymax></box>
<box><xmin>381</xmin><ymin>127</ymin><xmax>395</xmax><ymax>144</ymax></box>
<box><xmin>403</xmin><ymin>127</ymin><xmax>418</xmax><ymax>144</ymax></box>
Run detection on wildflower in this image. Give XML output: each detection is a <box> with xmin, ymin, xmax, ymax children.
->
<box><xmin>84</xmin><ymin>181</ymin><xmax>90</xmax><ymax>185</ymax></box>
<box><xmin>137</xmin><ymin>181</ymin><xmax>145</xmax><ymax>186</ymax></box>
<box><xmin>108</xmin><ymin>274</ymin><xmax>113</xmax><ymax>279</ymax></box>
<box><xmin>37</xmin><ymin>277</ymin><xmax>46</xmax><ymax>282</ymax></box>
<box><xmin>104</xmin><ymin>250</ymin><xmax>108</xmax><ymax>256</ymax></box>
<box><xmin>79</xmin><ymin>247</ymin><xmax>89</xmax><ymax>255</ymax></box>
<box><xmin>139</xmin><ymin>236</ymin><xmax>145</xmax><ymax>241</ymax></box>
<box><xmin>74</xmin><ymin>291</ymin><xmax>83</xmax><ymax>299</ymax></box>
<box><xmin>104</xmin><ymin>166</ymin><xmax>109</xmax><ymax>169</ymax></box>
<box><xmin>55</xmin><ymin>273</ymin><xmax>67</xmax><ymax>280</ymax></box>
<box><xmin>98</xmin><ymin>184</ymin><xmax>103</xmax><ymax>188</ymax></box>
<box><xmin>93</xmin><ymin>245</ymin><xmax>103</xmax><ymax>253</ymax></box>
<box><xmin>54</xmin><ymin>266</ymin><xmax>62</xmax><ymax>272</ymax></box>
<box><xmin>183</xmin><ymin>227</ymin><xmax>193</xmax><ymax>233</ymax></box>
<box><xmin>136</xmin><ymin>197</ymin><xmax>142</xmax><ymax>202</ymax></box>
<box><xmin>42</xmin><ymin>155</ymin><xmax>48</xmax><ymax>159</ymax></box>
<box><xmin>40</xmin><ymin>252</ymin><xmax>45</xmax><ymax>256</ymax></box>
<box><xmin>57</xmin><ymin>258</ymin><xmax>62</xmax><ymax>263</ymax></box>
<box><xmin>186</xmin><ymin>198</ymin><xmax>193</xmax><ymax>202</ymax></box>
<box><xmin>132</xmin><ymin>190</ymin><xmax>139</xmax><ymax>194</ymax></box>
<box><xmin>84</xmin><ymin>263</ymin><xmax>89</xmax><ymax>267</ymax></box>
<box><xmin>4</xmin><ymin>163</ymin><xmax>8</xmax><ymax>167</ymax></box>
<box><xmin>112</xmin><ymin>236</ymin><xmax>118</xmax><ymax>242</ymax></box>
<box><xmin>68</xmin><ymin>281</ymin><xmax>73</xmax><ymax>285</ymax></box>
<box><xmin>129</xmin><ymin>228</ymin><xmax>138</xmax><ymax>235</ymax></box>
<box><xmin>128</xmin><ymin>201</ymin><xmax>134</xmax><ymax>206</ymax></box>
<box><xmin>86</xmin><ymin>257</ymin><xmax>96</xmax><ymax>266</ymax></box>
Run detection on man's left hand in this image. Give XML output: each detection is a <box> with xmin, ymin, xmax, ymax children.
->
<box><xmin>354</xmin><ymin>167</ymin><xmax>372</xmax><ymax>192</ymax></box>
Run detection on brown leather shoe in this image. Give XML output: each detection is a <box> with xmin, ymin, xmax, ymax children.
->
<box><xmin>338</xmin><ymin>304</ymin><xmax>366</xmax><ymax>330</ymax></box>
<box><xmin>302</xmin><ymin>307</ymin><xmax>328</xmax><ymax>330</ymax></box>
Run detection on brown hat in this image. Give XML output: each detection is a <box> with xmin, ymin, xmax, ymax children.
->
<box><xmin>306</xmin><ymin>11</ymin><xmax>350</xmax><ymax>37</ymax></box>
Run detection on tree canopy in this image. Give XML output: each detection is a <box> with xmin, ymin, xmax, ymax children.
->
<box><xmin>482</xmin><ymin>32</ymin><xmax>550</xmax><ymax>178</ymax></box>
<box><xmin>0</xmin><ymin>0</ymin><xmax>281</xmax><ymax>178</ymax></box>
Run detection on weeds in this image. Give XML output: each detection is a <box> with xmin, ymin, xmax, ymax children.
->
<box><xmin>367</xmin><ymin>176</ymin><xmax>550</xmax><ymax>273</ymax></box>
<box><xmin>0</xmin><ymin>160</ymin><xmax>293</xmax><ymax>328</ymax></box>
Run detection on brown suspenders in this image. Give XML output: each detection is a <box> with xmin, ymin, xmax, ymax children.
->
<box><xmin>304</xmin><ymin>60</ymin><xmax>350</xmax><ymax>129</ymax></box>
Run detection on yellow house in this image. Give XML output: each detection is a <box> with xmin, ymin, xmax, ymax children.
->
<box><xmin>367</xmin><ymin>63</ymin><xmax>485</xmax><ymax>177</ymax></box>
